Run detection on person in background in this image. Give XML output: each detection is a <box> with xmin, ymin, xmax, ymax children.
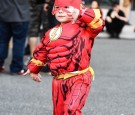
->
<box><xmin>25</xmin><ymin>0</ymin><xmax>58</xmax><ymax>73</ymax></box>
<box><xmin>120</xmin><ymin>0</ymin><xmax>132</xmax><ymax>24</ymax></box>
<box><xmin>105</xmin><ymin>2</ymin><xmax>128</xmax><ymax>38</ymax></box>
<box><xmin>91</xmin><ymin>0</ymin><xmax>100</xmax><ymax>9</ymax></box>
<box><xmin>24</xmin><ymin>0</ymin><xmax>104</xmax><ymax>114</ymax></box>
<box><xmin>24</xmin><ymin>0</ymin><xmax>45</xmax><ymax>60</ymax></box>
<box><xmin>90</xmin><ymin>0</ymin><xmax>103</xmax><ymax>17</ymax></box>
<box><xmin>0</xmin><ymin>0</ymin><xmax>29</xmax><ymax>74</ymax></box>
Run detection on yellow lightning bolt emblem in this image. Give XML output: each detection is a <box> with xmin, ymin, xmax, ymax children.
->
<box><xmin>49</xmin><ymin>25</ymin><xmax>62</xmax><ymax>42</ymax></box>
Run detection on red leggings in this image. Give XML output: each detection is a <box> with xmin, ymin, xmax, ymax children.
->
<box><xmin>52</xmin><ymin>71</ymin><xmax>92</xmax><ymax>115</ymax></box>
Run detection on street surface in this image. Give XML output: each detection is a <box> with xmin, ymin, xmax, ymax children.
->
<box><xmin>0</xmin><ymin>38</ymin><xmax>135</xmax><ymax>115</ymax></box>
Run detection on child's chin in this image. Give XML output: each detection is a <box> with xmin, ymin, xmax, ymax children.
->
<box><xmin>60</xmin><ymin>20</ymin><xmax>71</xmax><ymax>24</ymax></box>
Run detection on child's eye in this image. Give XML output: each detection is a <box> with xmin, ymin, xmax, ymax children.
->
<box><xmin>64</xmin><ymin>6</ymin><xmax>69</xmax><ymax>9</ymax></box>
<box><xmin>55</xmin><ymin>6</ymin><xmax>59</xmax><ymax>9</ymax></box>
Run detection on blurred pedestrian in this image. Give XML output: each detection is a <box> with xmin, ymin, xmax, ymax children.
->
<box><xmin>0</xmin><ymin>0</ymin><xmax>29</xmax><ymax>74</ymax></box>
<box><xmin>25</xmin><ymin>0</ymin><xmax>58</xmax><ymax>73</ymax></box>
<box><xmin>105</xmin><ymin>2</ymin><xmax>128</xmax><ymax>38</ymax></box>
<box><xmin>27</xmin><ymin>0</ymin><xmax>57</xmax><ymax>55</ymax></box>
<box><xmin>91</xmin><ymin>0</ymin><xmax>100</xmax><ymax>9</ymax></box>
<box><xmin>120</xmin><ymin>0</ymin><xmax>132</xmax><ymax>24</ymax></box>
<box><xmin>90</xmin><ymin>0</ymin><xmax>103</xmax><ymax>17</ymax></box>
<box><xmin>24</xmin><ymin>0</ymin><xmax>45</xmax><ymax>59</ymax></box>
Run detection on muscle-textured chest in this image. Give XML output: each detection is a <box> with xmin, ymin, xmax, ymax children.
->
<box><xmin>46</xmin><ymin>25</ymin><xmax>80</xmax><ymax>62</ymax></box>
<box><xmin>43</xmin><ymin>23</ymin><xmax>93</xmax><ymax>75</ymax></box>
<box><xmin>45</xmin><ymin>23</ymin><xmax>93</xmax><ymax>62</ymax></box>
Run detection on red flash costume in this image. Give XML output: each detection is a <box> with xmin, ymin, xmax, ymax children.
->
<box><xmin>27</xmin><ymin>0</ymin><xmax>104</xmax><ymax>114</ymax></box>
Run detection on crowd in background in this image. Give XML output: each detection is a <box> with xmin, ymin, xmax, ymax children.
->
<box><xmin>0</xmin><ymin>0</ymin><xmax>133</xmax><ymax>75</ymax></box>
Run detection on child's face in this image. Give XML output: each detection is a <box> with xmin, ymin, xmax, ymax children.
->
<box><xmin>54</xmin><ymin>6</ymin><xmax>74</xmax><ymax>24</ymax></box>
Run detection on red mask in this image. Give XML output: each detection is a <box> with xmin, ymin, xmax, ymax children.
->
<box><xmin>52</xmin><ymin>0</ymin><xmax>81</xmax><ymax>15</ymax></box>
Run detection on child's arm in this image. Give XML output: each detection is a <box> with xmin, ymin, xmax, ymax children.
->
<box><xmin>27</xmin><ymin>42</ymin><xmax>47</xmax><ymax>73</ymax></box>
<box><xmin>28</xmin><ymin>36</ymin><xmax>48</xmax><ymax>73</ymax></box>
<box><xmin>68</xmin><ymin>6</ymin><xmax>104</xmax><ymax>38</ymax></box>
<box><xmin>79</xmin><ymin>8</ymin><xmax>104</xmax><ymax>38</ymax></box>
<box><xmin>24</xmin><ymin>34</ymin><xmax>48</xmax><ymax>81</ymax></box>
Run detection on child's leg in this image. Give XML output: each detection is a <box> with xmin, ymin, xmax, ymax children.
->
<box><xmin>52</xmin><ymin>71</ymin><xmax>92</xmax><ymax>115</ymax></box>
<box><xmin>52</xmin><ymin>78</ymin><xmax>65</xmax><ymax>115</ymax></box>
<box><xmin>64</xmin><ymin>71</ymin><xmax>92</xmax><ymax>115</ymax></box>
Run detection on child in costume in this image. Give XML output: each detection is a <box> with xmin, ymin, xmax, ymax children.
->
<box><xmin>24</xmin><ymin>0</ymin><xmax>104</xmax><ymax>114</ymax></box>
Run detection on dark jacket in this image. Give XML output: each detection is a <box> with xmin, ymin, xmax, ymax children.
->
<box><xmin>0</xmin><ymin>0</ymin><xmax>30</xmax><ymax>22</ymax></box>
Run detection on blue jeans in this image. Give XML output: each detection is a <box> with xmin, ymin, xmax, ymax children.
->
<box><xmin>0</xmin><ymin>21</ymin><xmax>29</xmax><ymax>73</ymax></box>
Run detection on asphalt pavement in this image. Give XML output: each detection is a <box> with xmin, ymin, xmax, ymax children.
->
<box><xmin>0</xmin><ymin>38</ymin><xmax>135</xmax><ymax>115</ymax></box>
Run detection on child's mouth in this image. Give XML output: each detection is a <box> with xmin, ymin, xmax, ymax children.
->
<box><xmin>58</xmin><ymin>16</ymin><xmax>65</xmax><ymax>18</ymax></box>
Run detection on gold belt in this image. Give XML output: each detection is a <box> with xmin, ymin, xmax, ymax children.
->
<box><xmin>55</xmin><ymin>66</ymin><xmax>95</xmax><ymax>80</ymax></box>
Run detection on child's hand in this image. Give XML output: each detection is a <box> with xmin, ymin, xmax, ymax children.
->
<box><xmin>23</xmin><ymin>69</ymin><xmax>42</xmax><ymax>82</ymax></box>
<box><xmin>67</xmin><ymin>6</ymin><xmax>80</xmax><ymax>24</ymax></box>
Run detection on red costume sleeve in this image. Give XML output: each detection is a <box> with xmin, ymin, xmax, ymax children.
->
<box><xmin>27</xmin><ymin>33</ymin><xmax>49</xmax><ymax>74</ymax></box>
<box><xmin>79</xmin><ymin>8</ymin><xmax>104</xmax><ymax>38</ymax></box>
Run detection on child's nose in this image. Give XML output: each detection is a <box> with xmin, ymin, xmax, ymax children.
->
<box><xmin>58</xmin><ymin>8</ymin><xmax>63</xmax><ymax>13</ymax></box>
